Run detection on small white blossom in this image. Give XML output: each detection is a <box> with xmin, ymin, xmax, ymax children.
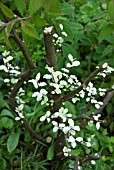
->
<box><xmin>63</xmin><ymin>146</ymin><xmax>71</xmax><ymax>157</ymax></box>
<box><xmin>93</xmin><ymin>114</ymin><xmax>101</xmax><ymax>121</ymax></box>
<box><xmin>28</xmin><ymin>72</ymin><xmax>40</xmax><ymax>89</ymax></box>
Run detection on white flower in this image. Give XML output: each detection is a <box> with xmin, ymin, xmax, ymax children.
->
<box><xmin>67</xmin><ymin>54</ymin><xmax>80</xmax><ymax>68</ymax></box>
<box><xmin>63</xmin><ymin>146</ymin><xmax>71</xmax><ymax>157</ymax></box>
<box><xmin>96</xmin><ymin>122</ymin><xmax>100</xmax><ymax>130</ymax></box>
<box><xmin>76</xmin><ymin>137</ymin><xmax>83</xmax><ymax>142</ymax></box>
<box><xmin>0</xmin><ymin>65</ymin><xmax>8</xmax><ymax>72</ymax></box>
<box><xmin>93</xmin><ymin>114</ymin><xmax>101</xmax><ymax>121</ymax></box>
<box><xmin>28</xmin><ymin>72</ymin><xmax>40</xmax><ymax>89</ymax></box>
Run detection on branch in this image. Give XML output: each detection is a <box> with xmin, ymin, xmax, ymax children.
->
<box><xmin>22</xmin><ymin>121</ymin><xmax>47</xmax><ymax>145</ymax></box>
<box><xmin>0</xmin><ymin>16</ymin><xmax>31</xmax><ymax>32</ymax></box>
<box><xmin>70</xmin><ymin>154</ymin><xmax>100</xmax><ymax>162</ymax></box>
<box><xmin>44</xmin><ymin>26</ymin><xmax>58</xmax><ymax>70</ymax></box>
<box><xmin>93</xmin><ymin>90</ymin><xmax>114</xmax><ymax>115</ymax></box>
<box><xmin>57</xmin><ymin>64</ymin><xmax>107</xmax><ymax>103</ymax></box>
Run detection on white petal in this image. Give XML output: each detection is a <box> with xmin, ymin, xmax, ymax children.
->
<box><xmin>40</xmin><ymin>115</ymin><xmax>46</xmax><ymax>121</ymax></box>
<box><xmin>96</xmin><ymin>122</ymin><xmax>100</xmax><ymax>130</ymax></box>
<box><xmin>0</xmin><ymin>65</ymin><xmax>8</xmax><ymax>72</ymax></box>
<box><xmin>53</xmin><ymin>126</ymin><xmax>58</xmax><ymax>132</ymax></box>
<box><xmin>36</xmin><ymin>72</ymin><xmax>40</xmax><ymax>81</ymax></box>
<box><xmin>59</xmin><ymin>24</ymin><xmax>63</xmax><ymax>30</ymax></box>
<box><xmin>72</xmin><ymin>60</ymin><xmax>80</xmax><ymax>67</ymax></box>
<box><xmin>68</xmin><ymin>54</ymin><xmax>73</xmax><ymax>62</ymax></box>
<box><xmin>76</xmin><ymin>137</ymin><xmax>83</xmax><ymax>142</ymax></box>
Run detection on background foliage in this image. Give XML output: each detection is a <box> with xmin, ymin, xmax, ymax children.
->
<box><xmin>0</xmin><ymin>0</ymin><xmax>114</xmax><ymax>169</ymax></box>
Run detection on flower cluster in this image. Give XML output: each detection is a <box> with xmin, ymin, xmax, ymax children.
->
<box><xmin>0</xmin><ymin>50</ymin><xmax>20</xmax><ymax>85</ymax></box>
<box><xmin>53</xmin><ymin>24</ymin><xmax>67</xmax><ymax>47</ymax></box>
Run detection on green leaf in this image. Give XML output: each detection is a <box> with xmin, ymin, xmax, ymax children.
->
<box><xmin>0</xmin><ymin>117</ymin><xmax>14</xmax><ymax>129</ymax></box>
<box><xmin>109</xmin><ymin>145</ymin><xmax>113</xmax><ymax>153</ymax></box>
<box><xmin>71</xmin><ymin>149</ymin><xmax>81</xmax><ymax>156</ymax></box>
<box><xmin>7</xmin><ymin>132</ymin><xmax>20</xmax><ymax>152</ymax></box>
<box><xmin>42</xmin><ymin>0</ymin><xmax>51</xmax><ymax>12</ymax></box>
<box><xmin>106</xmin><ymin>103</ymin><xmax>113</xmax><ymax>114</ymax></box>
<box><xmin>14</xmin><ymin>0</ymin><xmax>26</xmax><ymax>16</ymax></box>
<box><xmin>61</xmin><ymin>2</ymin><xmax>75</xmax><ymax>15</ymax></box>
<box><xmin>32</xmin><ymin>13</ymin><xmax>47</xmax><ymax>27</ymax></box>
<box><xmin>98</xmin><ymin>24</ymin><xmax>114</xmax><ymax>42</ymax></box>
<box><xmin>0</xmin><ymin>2</ymin><xmax>14</xmax><ymax>18</ymax></box>
<box><xmin>0</xmin><ymin>92</ymin><xmax>6</xmax><ymax>109</ymax></box>
<box><xmin>29</xmin><ymin>0</ymin><xmax>42</xmax><ymax>15</ymax></box>
<box><xmin>91</xmin><ymin>138</ymin><xmax>99</xmax><ymax>151</ymax></box>
<box><xmin>108</xmin><ymin>0</ymin><xmax>114</xmax><ymax>22</ymax></box>
<box><xmin>46</xmin><ymin>0</ymin><xmax>62</xmax><ymax>16</ymax></box>
<box><xmin>65</xmin><ymin>101</ymin><xmax>76</xmax><ymax>115</ymax></box>
<box><xmin>102</xmin><ymin>45</ymin><xmax>113</xmax><ymax>57</ymax></box>
<box><xmin>1</xmin><ymin>109</ymin><xmax>14</xmax><ymax>118</ymax></box>
<box><xmin>47</xmin><ymin>142</ymin><xmax>54</xmax><ymax>160</ymax></box>
<box><xmin>22</xmin><ymin>21</ymin><xmax>39</xmax><ymax>39</ymax></box>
